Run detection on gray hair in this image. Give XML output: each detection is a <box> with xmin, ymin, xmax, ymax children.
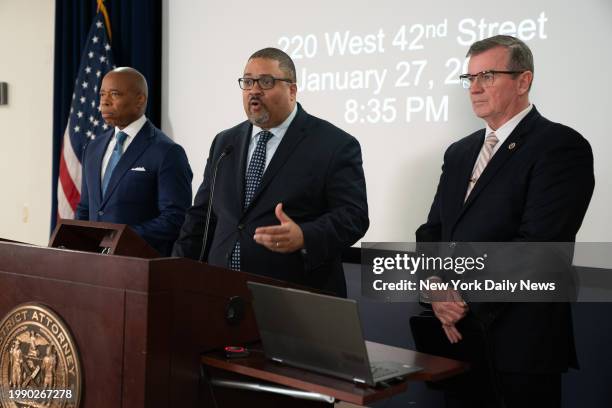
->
<box><xmin>249</xmin><ymin>47</ymin><xmax>296</xmax><ymax>83</ymax></box>
<box><xmin>467</xmin><ymin>35</ymin><xmax>534</xmax><ymax>74</ymax></box>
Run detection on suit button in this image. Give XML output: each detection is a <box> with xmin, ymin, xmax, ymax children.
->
<box><xmin>98</xmin><ymin>211</ymin><xmax>104</xmax><ymax>216</ymax></box>
<box><xmin>237</xmin><ymin>224</ymin><xmax>245</xmax><ymax>230</ymax></box>
<box><xmin>449</xmin><ymin>242</ymin><xmax>456</xmax><ymax>248</ymax></box>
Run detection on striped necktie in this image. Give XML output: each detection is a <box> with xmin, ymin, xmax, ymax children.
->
<box><xmin>465</xmin><ymin>132</ymin><xmax>498</xmax><ymax>201</ymax></box>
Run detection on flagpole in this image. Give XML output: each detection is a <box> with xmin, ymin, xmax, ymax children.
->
<box><xmin>97</xmin><ymin>0</ymin><xmax>112</xmax><ymax>41</ymax></box>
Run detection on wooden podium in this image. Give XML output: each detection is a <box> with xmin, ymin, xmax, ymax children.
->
<box><xmin>49</xmin><ymin>219</ymin><xmax>159</xmax><ymax>258</ymax></box>
<box><xmin>0</xmin><ymin>221</ymin><xmax>466</xmax><ymax>407</ymax></box>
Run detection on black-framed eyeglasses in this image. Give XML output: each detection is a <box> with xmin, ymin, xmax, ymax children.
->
<box><xmin>238</xmin><ymin>75</ymin><xmax>294</xmax><ymax>90</ymax></box>
<box><xmin>459</xmin><ymin>70</ymin><xmax>525</xmax><ymax>89</ymax></box>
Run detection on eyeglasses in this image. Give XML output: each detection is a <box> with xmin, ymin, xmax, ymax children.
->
<box><xmin>238</xmin><ymin>75</ymin><xmax>294</xmax><ymax>90</ymax></box>
<box><xmin>459</xmin><ymin>70</ymin><xmax>525</xmax><ymax>89</ymax></box>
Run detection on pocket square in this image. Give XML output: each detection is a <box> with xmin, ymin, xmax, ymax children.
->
<box><xmin>131</xmin><ymin>167</ymin><xmax>146</xmax><ymax>172</ymax></box>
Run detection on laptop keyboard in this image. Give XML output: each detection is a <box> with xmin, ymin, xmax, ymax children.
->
<box><xmin>370</xmin><ymin>363</ymin><xmax>398</xmax><ymax>378</ymax></box>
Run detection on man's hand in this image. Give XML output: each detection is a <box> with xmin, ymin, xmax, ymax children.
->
<box><xmin>442</xmin><ymin>324</ymin><xmax>463</xmax><ymax>344</ymax></box>
<box><xmin>254</xmin><ymin>203</ymin><xmax>305</xmax><ymax>253</ymax></box>
<box><xmin>431</xmin><ymin>289</ymin><xmax>468</xmax><ymax>344</ymax></box>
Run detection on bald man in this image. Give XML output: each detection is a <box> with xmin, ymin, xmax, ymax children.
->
<box><xmin>76</xmin><ymin>67</ymin><xmax>193</xmax><ymax>256</ymax></box>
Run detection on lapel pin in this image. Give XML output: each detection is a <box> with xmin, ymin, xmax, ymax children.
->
<box><xmin>508</xmin><ymin>142</ymin><xmax>516</xmax><ymax>150</ymax></box>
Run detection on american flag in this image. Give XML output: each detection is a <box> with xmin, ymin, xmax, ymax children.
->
<box><xmin>57</xmin><ymin>14</ymin><xmax>115</xmax><ymax>219</ymax></box>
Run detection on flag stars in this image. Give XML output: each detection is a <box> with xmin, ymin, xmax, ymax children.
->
<box><xmin>93</xmin><ymin>120</ymin><xmax>100</xmax><ymax>127</ymax></box>
<box><xmin>96</xmin><ymin>70</ymin><xmax>101</xmax><ymax>78</ymax></box>
<box><xmin>99</xmin><ymin>56</ymin><xmax>106</xmax><ymax>63</ymax></box>
<box><xmin>104</xmin><ymin>44</ymin><xmax>111</xmax><ymax>51</ymax></box>
<box><xmin>92</xmin><ymin>36</ymin><xmax>99</xmax><ymax>43</ymax></box>
<box><xmin>88</xmin><ymin>51</ymin><xmax>94</xmax><ymax>59</ymax></box>
<box><xmin>89</xmin><ymin>115</ymin><xmax>94</xmax><ymax>123</ymax></box>
<box><xmin>80</xmin><ymin>96</ymin><xmax>86</xmax><ymax>104</ymax></box>
<box><xmin>85</xmin><ymin>66</ymin><xmax>91</xmax><ymax>74</ymax></box>
<box><xmin>96</xmin><ymin>21</ymin><xmax>103</xmax><ymax>28</ymax></box>
<box><xmin>102</xmin><ymin>124</ymin><xmax>109</xmax><ymax>130</ymax></box>
<box><xmin>86</xmin><ymin>130</ymin><xmax>93</xmax><ymax>137</ymax></box>
<box><xmin>74</xmin><ymin>125</ymin><xmax>81</xmax><ymax>133</ymax></box>
<box><xmin>82</xmin><ymin>81</ymin><xmax>88</xmax><ymax>89</ymax></box>
<box><xmin>77</xmin><ymin>111</ymin><xmax>83</xmax><ymax>118</ymax></box>
<box><xmin>91</xmin><ymin>100</ymin><xmax>95</xmax><ymax>108</ymax></box>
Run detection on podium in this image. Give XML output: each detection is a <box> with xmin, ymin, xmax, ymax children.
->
<box><xmin>49</xmin><ymin>219</ymin><xmax>159</xmax><ymax>258</ymax></box>
<box><xmin>0</xmin><ymin>222</ymin><xmax>466</xmax><ymax>407</ymax></box>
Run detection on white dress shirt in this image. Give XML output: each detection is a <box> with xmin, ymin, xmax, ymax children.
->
<box><xmin>100</xmin><ymin>115</ymin><xmax>147</xmax><ymax>181</ymax></box>
<box><xmin>484</xmin><ymin>104</ymin><xmax>533</xmax><ymax>156</ymax></box>
<box><xmin>247</xmin><ymin>104</ymin><xmax>298</xmax><ymax>171</ymax></box>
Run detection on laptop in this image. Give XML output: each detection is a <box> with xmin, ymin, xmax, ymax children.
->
<box><xmin>247</xmin><ymin>281</ymin><xmax>422</xmax><ymax>386</ymax></box>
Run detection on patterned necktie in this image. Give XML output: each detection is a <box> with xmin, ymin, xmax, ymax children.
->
<box><xmin>102</xmin><ymin>131</ymin><xmax>128</xmax><ymax>196</ymax></box>
<box><xmin>465</xmin><ymin>132</ymin><xmax>498</xmax><ymax>201</ymax></box>
<box><xmin>230</xmin><ymin>131</ymin><xmax>273</xmax><ymax>270</ymax></box>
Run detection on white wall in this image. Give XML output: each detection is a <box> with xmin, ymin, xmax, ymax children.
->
<box><xmin>0</xmin><ymin>0</ymin><xmax>55</xmax><ymax>245</ymax></box>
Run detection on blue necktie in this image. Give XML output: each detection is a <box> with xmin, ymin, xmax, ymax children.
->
<box><xmin>101</xmin><ymin>131</ymin><xmax>128</xmax><ymax>196</ymax></box>
<box><xmin>230</xmin><ymin>131</ymin><xmax>273</xmax><ymax>270</ymax></box>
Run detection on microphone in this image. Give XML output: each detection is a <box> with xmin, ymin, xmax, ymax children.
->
<box><xmin>199</xmin><ymin>145</ymin><xmax>234</xmax><ymax>262</ymax></box>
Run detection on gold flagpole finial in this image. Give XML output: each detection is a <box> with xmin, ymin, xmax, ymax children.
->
<box><xmin>96</xmin><ymin>0</ymin><xmax>112</xmax><ymax>41</ymax></box>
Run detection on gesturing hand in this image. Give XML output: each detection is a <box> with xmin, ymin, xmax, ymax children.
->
<box><xmin>254</xmin><ymin>203</ymin><xmax>305</xmax><ymax>253</ymax></box>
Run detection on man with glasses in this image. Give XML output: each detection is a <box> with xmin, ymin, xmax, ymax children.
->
<box><xmin>173</xmin><ymin>48</ymin><xmax>369</xmax><ymax>297</ymax></box>
<box><xmin>415</xmin><ymin>36</ymin><xmax>594</xmax><ymax>407</ymax></box>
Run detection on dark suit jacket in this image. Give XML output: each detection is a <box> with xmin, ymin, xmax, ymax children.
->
<box><xmin>416</xmin><ymin>106</ymin><xmax>594</xmax><ymax>373</ymax></box>
<box><xmin>76</xmin><ymin>120</ymin><xmax>193</xmax><ymax>256</ymax></box>
<box><xmin>173</xmin><ymin>104</ymin><xmax>369</xmax><ymax>297</ymax></box>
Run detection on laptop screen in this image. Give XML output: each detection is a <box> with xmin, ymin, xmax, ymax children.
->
<box><xmin>247</xmin><ymin>281</ymin><xmax>373</xmax><ymax>383</ymax></box>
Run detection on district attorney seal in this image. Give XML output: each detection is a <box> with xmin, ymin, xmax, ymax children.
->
<box><xmin>0</xmin><ymin>303</ymin><xmax>81</xmax><ymax>407</ymax></box>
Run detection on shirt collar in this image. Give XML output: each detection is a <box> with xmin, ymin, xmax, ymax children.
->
<box><xmin>114</xmin><ymin>115</ymin><xmax>147</xmax><ymax>139</ymax></box>
<box><xmin>485</xmin><ymin>104</ymin><xmax>532</xmax><ymax>146</ymax></box>
<box><xmin>251</xmin><ymin>104</ymin><xmax>298</xmax><ymax>138</ymax></box>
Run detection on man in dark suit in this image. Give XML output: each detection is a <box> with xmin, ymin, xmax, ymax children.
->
<box><xmin>416</xmin><ymin>36</ymin><xmax>594</xmax><ymax>407</ymax></box>
<box><xmin>76</xmin><ymin>67</ymin><xmax>193</xmax><ymax>256</ymax></box>
<box><xmin>172</xmin><ymin>48</ymin><xmax>369</xmax><ymax>297</ymax></box>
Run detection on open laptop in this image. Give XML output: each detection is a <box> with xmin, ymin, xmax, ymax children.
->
<box><xmin>247</xmin><ymin>281</ymin><xmax>422</xmax><ymax>386</ymax></box>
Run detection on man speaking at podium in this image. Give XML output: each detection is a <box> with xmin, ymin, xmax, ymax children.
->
<box><xmin>173</xmin><ymin>48</ymin><xmax>369</xmax><ymax>297</ymax></box>
<box><xmin>76</xmin><ymin>67</ymin><xmax>193</xmax><ymax>256</ymax></box>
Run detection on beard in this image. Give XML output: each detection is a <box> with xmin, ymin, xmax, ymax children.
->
<box><xmin>247</xmin><ymin>97</ymin><xmax>271</xmax><ymax>127</ymax></box>
<box><xmin>249</xmin><ymin>110</ymin><xmax>270</xmax><ymax>127</ymax></box>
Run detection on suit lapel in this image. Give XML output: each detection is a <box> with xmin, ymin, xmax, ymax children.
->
<box><xmin>101</xmin><ymin>121</ymin><xmax>154</xmax><ymax>207</ymax></box>
<box><xmin>245</xmin><ymin>105</ymin><xmax>309</xmax><ymax>212</ymax></box>
<box><xmin>456</xmin><ymin>107</ymin><xmax>541</xmax><ymax>221</ymax></box>
<box><xmin>90</xmin><ymin>130</ymin><xmax>114</xmax><ymax>206</ymax></box>
<box><xmin>447</xmin><ymin>132</ymin><xmax>484</xmax><ymax>226</ymax></box>
<box><xmin>235</xmin><ymin>122</ymin><xmax>252</xmax><ymax>209</ymax></box>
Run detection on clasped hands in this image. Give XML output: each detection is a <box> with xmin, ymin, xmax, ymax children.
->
<box><xmin>253</xmin><ymin>203</ymin><xmax>304</xmax><ymax>253</ymax></box>
<box><xmin>431</xmin><ymin>288</ymin><xmax>469</xmax><ymax>344</ymax></box>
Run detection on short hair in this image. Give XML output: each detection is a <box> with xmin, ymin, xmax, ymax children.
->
<box><xmin>467</xmin><ymin>35</ymin><xmax>534</xmax><ymax>74</ymax></box>
<box><xmin>109</xmin><ymin>67</ymin><xmax>149</xmax><ymax>98</ymax></box>
<box><xmin>249</xmin><ymin>47</ymin><xmax>296</xmax><ymax>83</ymax></box>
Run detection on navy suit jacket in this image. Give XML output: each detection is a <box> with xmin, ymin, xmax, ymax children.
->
<box><xmin>416</xmin><ymin>107</ymin><xmax>594</xmax><ymax>373</ymax></box>
<box><xmin>76</xmin><ymin>120</ymin><xmax>193</xmax><ymax>256</ymax></box>
<box><xmin>173</xmin><ymin>104</ymin><xmax>369</xmax><ymax>297</ymax></box>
